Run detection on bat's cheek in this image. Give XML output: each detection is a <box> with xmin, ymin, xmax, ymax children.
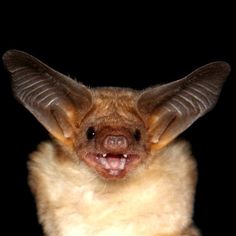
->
<box><xmin>83</xmin><ymin>153</ymin><xmax>141</xmax><ymax>180</ymax></box>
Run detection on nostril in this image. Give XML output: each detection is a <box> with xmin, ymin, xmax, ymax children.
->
<box><xmin>104</xmin><ymin>135</ymin><xmax>128</xmax><ymax>150</ymax></box>
<box><xmin>117</xmin><ymin>137</ymin><xmax>125</xmax><ymax>146</ymax></box>
<box><xmin>107</xmin><ymin>136</ymin><xmax>116</xmax><ymax>146</ymax></box>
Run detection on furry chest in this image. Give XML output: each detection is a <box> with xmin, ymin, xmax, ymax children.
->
<box><xmin>30</xmin><ymin>144</ymin><xmax>195</xmax><ymax>236</ymax></box>
<box><xmin>46</xmin><ymin>183</ymin><xmax>172</xmax><ymax>236</ymax></box>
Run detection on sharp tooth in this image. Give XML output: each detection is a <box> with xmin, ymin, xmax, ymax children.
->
<box><xmin>119</xmin><ymin>158</ymin><xmax>126</xmax><ymax>170</ymax></box>
<box><xmin>102</xmin><ymin>153</ymin><xmax>107</xmax><ymax>157</ymax></box>
<box><xmin>109</xmin><ymin>170</ymin><xmax>119</xmax><ymax>176</ymax></box>
<box><xmin>123</xmin><ymin>154</ymin><xmax>128</xmax><ymax>158</ymax></box>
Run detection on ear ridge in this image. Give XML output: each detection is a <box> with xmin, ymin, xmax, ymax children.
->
<box><xmin>3</xmin><ymin>50</ymin><xmax>93</xmax><ymax>141</ymax></box>
<box><xmin>162</xmin><ymin>61</ymin><xmax>230</xmax><ymax>118</ymax></box>
<box><xmin>137</xmin><ymin>61</ymin><xmax>231</xmax><ymax>148</ymax></box>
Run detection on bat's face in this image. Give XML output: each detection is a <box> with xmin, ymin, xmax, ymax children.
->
<box><xmin>74</xmin><ymin>88</ymin><xmax>148</xmax><ymax>179</ymax></box>
<box><xmin>3</xmin><ymin>50</ymin><xmax>230</xmax><ymax>180</ymax></box>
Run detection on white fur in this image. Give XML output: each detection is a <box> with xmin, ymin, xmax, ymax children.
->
<box><xmin>28</xmin><ymin>140</ymin><xmax>198</xmax><ymax>236</ymax></box>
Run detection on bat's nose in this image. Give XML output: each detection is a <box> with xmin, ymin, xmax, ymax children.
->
<box><xmin>103</xmin><ymin>135</ymin><xmax>128</xmax><ymax>151</ymax></box>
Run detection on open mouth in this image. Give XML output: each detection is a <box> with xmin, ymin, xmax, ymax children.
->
<box><xmin>84</xmin><ymin>152</ymin><xmax>141</xmax><ymax>178</ymax></box>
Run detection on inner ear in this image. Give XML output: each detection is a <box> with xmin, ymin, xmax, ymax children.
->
<box><xmin>137</xmin><ymin>61</ymin><xmax>230</xmax><ymax>149</ymax></box>
<box><xmin>3</xmin><ymin>50</ymin><xmax>93</xmax><ymax>142</ymax></box>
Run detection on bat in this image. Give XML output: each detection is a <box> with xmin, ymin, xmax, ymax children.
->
<box><xmin>3</xmin><ymin>50</ymin><xmax>230</xmax><ymax>236</ymax></box>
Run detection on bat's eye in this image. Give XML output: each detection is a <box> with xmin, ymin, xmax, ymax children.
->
<box><xmin>86</xmin><ymin>127</ymin><xmax>96</xmax><ymax>140</ymax></box>
<box><xmin>134</xmin><ymin>129</ymin><xmax>141</xmax><ymax>141</ymax></box>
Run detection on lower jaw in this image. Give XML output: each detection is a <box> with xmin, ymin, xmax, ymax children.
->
<box><xmin>97</xmin><ymin>168</ymin><xmax>127</xmax><ymax>179</ymax></box>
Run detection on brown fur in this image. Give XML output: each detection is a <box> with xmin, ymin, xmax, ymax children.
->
<box><xmin>3</xmin><ymin>50</ymin><xmax>230</xmax><ymax>235</ymax></box>
<box><xmin>27</xmin><ymin>87</ymin><xmax>200</xmax><ymax>235</ymax></box>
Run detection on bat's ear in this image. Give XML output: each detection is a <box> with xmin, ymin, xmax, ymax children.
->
<box><xmin>3</xmin><ymin>50</ymin><xmax>93</xmax><ymax>143</ymax></box>
<box><xmin>137</xmin><ymin>62</ymin><xmax>231</xmax><ymax>149</ymax></box>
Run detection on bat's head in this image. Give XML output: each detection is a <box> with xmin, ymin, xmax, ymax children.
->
<box><xmin>73</xmin><ymin>87</ymin><xmax>148</xmax><ymax>179</ymax></box>
<box><xmin>3</xmin><ymin>50</ymin><xmax>231</xmax><ymax>180</ymax></box>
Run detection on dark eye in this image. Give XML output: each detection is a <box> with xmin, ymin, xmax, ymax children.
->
<box><xmin>134</xmin><ymin>129</ymin><xmax>141</xmax><ymax>141</ymax></box>
<box><xmin>86</xmin><ymin>127</ymin><xmax>96</xmax><ymax>140</ymax></box>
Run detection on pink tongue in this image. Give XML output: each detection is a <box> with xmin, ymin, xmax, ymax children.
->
<box><xmin>107</xmin><ymin>157</ymin><xmax>121</xmax><ymax>169</ymax></box>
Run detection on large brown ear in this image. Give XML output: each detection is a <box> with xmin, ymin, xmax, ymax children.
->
<box><xmin>137</xmin><ymin>62</ymin><xmax>231</xmax><ymax>149</ymax></box>
<box><xmin>3</xmin><ymin>50</ymin><xmax>92</xmax><ymax>142</ymax></box>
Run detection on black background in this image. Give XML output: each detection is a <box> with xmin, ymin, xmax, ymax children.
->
<box><xmin>0</xmin><ymin>7</ymin><xmax>235</xmax><ymax>236</ymax></box>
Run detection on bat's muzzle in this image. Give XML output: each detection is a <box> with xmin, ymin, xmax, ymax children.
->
<box><xmin>103</xmin><ymin>135</ymin><xmax>128</xmax><ymax>151</ymax></box>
